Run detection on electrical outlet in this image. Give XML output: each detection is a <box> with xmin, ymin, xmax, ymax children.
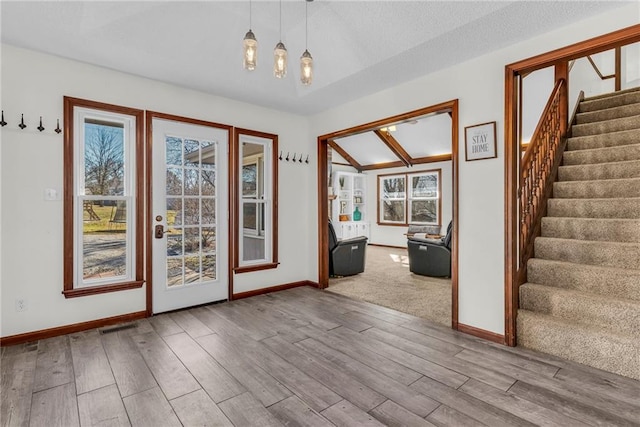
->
<box><xmin>15</xmin><ymin>298</ymin><xmax>27</xmax><ymax>312</ymax></box>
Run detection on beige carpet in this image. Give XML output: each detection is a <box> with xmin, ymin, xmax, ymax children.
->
<box><xmin>328</xmin><ymin>245</ymin><xmax>452</xmax><ymax>326</ymax></box>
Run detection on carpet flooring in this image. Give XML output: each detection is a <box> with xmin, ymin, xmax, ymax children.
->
<box><xmin>328</xmin><ymin>245</ymin><xmax>452</xmax><ymax>326</ymax></box>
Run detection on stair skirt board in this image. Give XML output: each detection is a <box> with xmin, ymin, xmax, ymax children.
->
<box><xmin>518</xmin><ymin>87</ymin><xmax>640</xmax><ymax>380</ymax></box>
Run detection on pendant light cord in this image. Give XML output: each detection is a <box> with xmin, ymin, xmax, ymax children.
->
<box><xmin>249</xmin><ymin>0</ymin><xmax>252</xmax><ymax>29</ymax></box>
<box><xmin>305</xmin><ymin>0</ymin><xmax>308</xmax><ymax>48</ymax></box>
<box><xmin>279</xmin><ymin>0</ymin><xmax>282</xmax><ymax>41</ymax></box>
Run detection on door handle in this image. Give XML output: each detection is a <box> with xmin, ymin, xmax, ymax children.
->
<box><xmin>155</xmin><ymin>224</ymin><xmax>168</xmax><ymax>239</ymax></box>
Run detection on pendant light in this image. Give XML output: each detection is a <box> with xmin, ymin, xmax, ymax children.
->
<box><xmin>273</xmin><ymin>0</ymin><xmax>288</xmax><ymax>78</ymax></box>
<box><xmin>300</xmin><ymin>0</ymin><xmax>313</xmax><ymax>85</ymax></box>
<box><xmin>243</xmin><ymin>0</ymin><xmax>257</xmax><ymax>70</ymax></box>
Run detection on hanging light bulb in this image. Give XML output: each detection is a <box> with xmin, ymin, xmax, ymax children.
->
<box><xmin>273</xmin><ymin>0</ymin><xmax>287</xmax><ymax>78</ymax></box>
<box><xmin>243</xmin><ymin>0</ymin><xmax>257</xmax><ymax>70</ymax></box>
<box><xmin>300</xmin><ymin>50</ymin><xmax>313</xmax><ymax>85</ymax></box>
<box><xmin>300</xmin><ymin>0</ymin><xmax>313</xmax><ymax>85</ymax></box>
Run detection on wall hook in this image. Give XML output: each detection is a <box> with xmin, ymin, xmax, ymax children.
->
<box><xmin>278</xmin><ymin>150</ymin><xmax>283</xmax><ymax>161</ymax></box>
<box><xmin>18</xmin><ymin>114</ymin><xmax>26</xmax><ymax>129</ymax></box>
<box><xmin>292</xmin><ymin>153</ymin><xmax>297</xmax><ymax>162</ymax></box>
<box><xmin>0</xmin><ymin>111</ymin><xmax>6</xmax><ymax>127</ymax></box>
<box><xmin>285</xmin><ymin>152</ymin><xmax>290</xmax><ymax>161</ymax></box>
<box><xmin>305</xmin><ymin>155</ymin><xmax>309</xmax><ymax>164</ymax></box>
<box><xmin>55</xmin><ymin>119</ymin><xmax>62</xmax><ymax>134</ymax></box>
<box><xmin>37</xmin><ymin>116</ymin><xmax>45</xmax><ymax>132</ymax></box>
<box><xmin>299</xmin><ymin>154</ymin><xmax>304</xmax><ymax>163</ymax></box>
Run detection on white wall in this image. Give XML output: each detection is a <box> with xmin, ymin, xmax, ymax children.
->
<box><xmin>0</xmin><ymin>45</ymin><xmax>315</xmax><ymax>337</ymax></box>
<box><xmin>309</xmin><ymin>4</ymin><xmax>640</xmax><ymax>334</ymax></box>
<box><xmin>365</xmin><ymin>162</ymin><xmax>453</xmax><ymax>248</ymax></box>
<box><xmin>522</xmin><ymin>67</ymin><xmax>555</xmax><ymax>144</ymax></box>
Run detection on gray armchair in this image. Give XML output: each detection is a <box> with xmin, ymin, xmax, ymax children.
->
<box><xmin>329</xmin><ymin>220</ymin><xmax>368</xmax><ymax>277</ymax></box>
<box><xmin>407</xmin><ymin>221</ymin><xmax>452</xmax><ymax>277</ymax></box>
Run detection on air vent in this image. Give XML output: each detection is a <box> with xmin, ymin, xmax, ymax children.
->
<box><xmin>99</xmin><ymin>323</ymin><xmax>138</xmax><ymax>335</ymax></box>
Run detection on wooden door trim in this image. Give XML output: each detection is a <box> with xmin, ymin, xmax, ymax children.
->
<box><xmin>317</xmin><ymin>99</ymin><xmax>460</xmax><ymax>329</ymax></box>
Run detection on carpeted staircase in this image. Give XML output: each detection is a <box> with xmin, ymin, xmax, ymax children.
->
<box><xmin>517</xmin><ymin>87</ymin><xmax>640</xmax><ymax>380</ymax></box>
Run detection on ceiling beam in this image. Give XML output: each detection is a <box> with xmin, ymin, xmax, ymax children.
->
<box><xmin>373</xmin><ymin>130</ymin><xmax>413</xmax><ymax>167</ymax></box>
<box><xmin>412</xmin><ymin>153</ymin><xmax>453</xmax><ymax>165</ymax></box>
<box><xmin>328</xmin><ymin>139</ymin><xmax>363</xmax><ymax>171</ymax></box>
<box><xmin>360</xmin><ymin>161</ymin><xmax>406</xmax><ymax>171</ymax></box>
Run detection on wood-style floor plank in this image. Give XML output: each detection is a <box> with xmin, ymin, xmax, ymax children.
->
<box><xmin>217</xmin><ymin>392</ymin><xmax>284</xmax><ymax>427</ymax></box>
<box><xmin>211</xmin><ymin>330</ymin><xmax>343</xmax><ymax>412</ymax></box>
<box><xmin>163</xmin><ymin>332</ymin><xmax>245</xmax><ymax>403</ymax></box>
<box><xmin>169</xmin><ymin>389</ymin><xmax>233</xmax><ymax>427</ymax></box>
<box><xmin>32</xmin><ymin>336</ymin><xmax>73</xmax><ymax>393</ymax></box>
<box><xmin>77</xmin><ymin>383</ymin><xmax>130</xmax><ymax>427</ymax></box>
<box><xmin>101</xmin><ymin>331</ymin><xmax>157</xmax><ymax>398</ymax></box>
<box><xmin>68</xmin><ymin>330</ymin><xmax>115</xmax><ymax>395</ymax></box>
<box><xmin>299</xmin><ymin>325</ymin><xmax>423</xmax><ymax>386</ymax></box>
<box><xmin>3</xmin><ymin>286</ymin><xmax>639</xmax><ymax>427</ymax></box>
<box><xmin>1</xmin><ymin>350</ymin><xmax>37</xmax><ymax>427</ymax></box>
<box><xmin>197</xmin><ymin>333</ymin><xmax>292</xmax><ymax>407</ymax></box>
<box><xmin>296</xmin><ymin>337</ymin><xmax>439</xmax><ymax>417</ymax></box>
<box><xmin>410</xmin><ymin>376</ymin><xmax>537</xmax><ymax>427</ymax></box>
<box><xmin>268</xmin><ymin>395</ymin><xmax>334</xmax><ymax>427</ymax></box>
<box><xmin>130</xmin><ymin>331</ymin><xmax>200</xmax><ymax>401</ymax></box>
<box><xmin>168</xmin><ymin>310</ymin><xmax>214</xmax><ymax>339</ymax></box>
<box><xmin>263</xmin><ymin>335</ymin><xmax>386</xmax><ymax>412</ymax></box>
<box><xmin>29</xmin><ymin>382</ymin><xmax>79</xmax><ymax>427</ymax></box>
<box><xmin>369</xmin><ymin>399</ymin><xmax>438</xmax><ymax>427</ymax></box>
<box><xmin>122</xmin><ymin>387</ymin><xmax>181</xmax><ymax>427</ymax></box>
<box><xmin>320</xmin><ymin>399</ymin><xmax>386</xmax><ymax>427</ymax></box>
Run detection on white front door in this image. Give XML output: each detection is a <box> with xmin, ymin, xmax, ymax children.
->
<box><xmin>151</xmin><ymin>118</ymin><xmax>229</xmax><ymax>313</ymax></box>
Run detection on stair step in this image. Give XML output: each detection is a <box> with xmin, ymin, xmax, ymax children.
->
<box><xmin>576</xmin><ymin>102</ymin><xmax>640</xmax><ymax>125</ymax></box>
<box><xmin>527</xmin><ymin>258</ymin><xmax>640</xmax><ymax>301</ymax></box>
<box><xmin>520</xmin><ymin>283</ymin><xmax>640</xmax><ymax>338</ymax></box>
<box><xmin>517</xmin><ymin>309</ymin><xmax>640</xmax><ymax>380</ymax></box>
<box><xmin>558</xmin><ymin>159</ymin><xmax>640</xmax><ymax>181</ymax></box>
<box><xmin>572</xmin><ymin>115</ymin><xmax>640</xmax><ymax>138</ymax></box>
<box><xmin>547</xmin><ymin>197</ymin><xmax>640</xmax><ymax>219</ymax></box>
<box><xmin>541</xmin><ymin>217</ymin><xmax>640</xmax><ymax>242</ymax></box>
<box><xmin>553</xmin><ymin>177</ymin><xmax>640</xmax><ymax>199</ymax></box>
<box><xmin>579</xmin><ymin>88</ymin><xmax>640</xmax><ymax>113</ymax></box>
<box><xmin>534</xmin><ymin>237</ymin><xmax>640</xmax><ymax>270</ymax></box>
<box><xmin>562</xmin><ymin>143</ymin><xmax>640</xmax><ymax>165</ymax></box>
<box><xmin>566</xmin><ymin>128</ymin><xmax>640</xmax><ymax>151</ymax></box>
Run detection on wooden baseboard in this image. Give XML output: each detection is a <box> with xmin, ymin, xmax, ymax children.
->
<box><xmin>457</xmin><ymin>323</ymin><xmax>505</xmax><ymax>344</ymax></box>
<box><xmin>233</xmin><ymin>280</ymin><xmax>318</xmax><ymax>300</ymax></box>
<box><xmin>0</xmin><ymin>311</ymin><xmax>148</xmax><ymax>347</ymax></box>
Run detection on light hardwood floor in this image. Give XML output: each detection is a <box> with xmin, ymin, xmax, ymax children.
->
<box><xmin>2</xmin><ymin>286</ymin><xmax>639</xmax><ymax>426</ymax></box>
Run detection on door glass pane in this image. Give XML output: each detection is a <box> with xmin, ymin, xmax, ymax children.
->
<box><xmin>164</xmin><ymin>136</ymin><xmax>218</xmax><ymax>288</ymax></box>
<box><xmin>82</xmin><ymin>199</ymin><xmax>127</xmax><ymax>280</ymax></box>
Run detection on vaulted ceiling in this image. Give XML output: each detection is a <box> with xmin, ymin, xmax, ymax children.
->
<box><xmin>1</xmin><ymin>1</ymin><xmax>630</xmax><ymax>115</ymax></box>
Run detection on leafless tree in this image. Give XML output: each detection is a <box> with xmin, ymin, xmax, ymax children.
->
<box><xmin>85</xmin><ymin>125</ymin><xmax>123</xmax><ymax>198</ymax></box>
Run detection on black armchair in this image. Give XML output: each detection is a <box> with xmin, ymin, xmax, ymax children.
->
<box><xmin>329</xmin><ymin>220</ymin><xmax>368</xmax><ymax>277</ymax></box>
<box><xmin>407</xmin><ymin>221</ymin><xmax>453</xmax><ymax>278</ymax></box>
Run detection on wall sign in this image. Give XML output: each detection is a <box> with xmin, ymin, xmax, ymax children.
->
<box><xmin>465</xmin><ymin>121</ymin><xmax>497</xmax><ymax>161</ymax></box>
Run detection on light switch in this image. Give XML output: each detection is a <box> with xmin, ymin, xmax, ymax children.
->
<box><xmin>44</xmin><ymin>188</ymin><xmax>60</xmax><ymax>201</ymax></box>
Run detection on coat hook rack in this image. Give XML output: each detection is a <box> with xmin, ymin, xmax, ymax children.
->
<box><xmin>0</xmin><ymin>111</ymin><xmax>6</xmax><ymax>127</ymax></box>
<box><xmin>37</xmin><ymin>116</ymin><xmax>45</xmax><ymax>132</ymax></box>
<box><xmin>55</xmin><ymin>119</ymin><xmax>62</xmax><ymax>134</ymax></box>
<box><xmin>18</xmin><ymin>114</ymin><xmax>27</xmax><ymax>130</ymax></box>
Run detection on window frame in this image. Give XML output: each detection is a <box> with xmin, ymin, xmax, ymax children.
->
<box><xmin>232</xmin><ymin>128</ymin><xmax>278</xmax><ymax>273</ymax></box>
<box><xmin>377</xmin><ymin>168</ymin><xmax>442</xmax><ymax>227</ymax></box>
<box><xmin>63</xmin><ymin>97</ymin><xmax>144</xmax><ymax>298</ymax></box>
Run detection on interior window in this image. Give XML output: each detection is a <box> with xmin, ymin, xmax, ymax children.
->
<box><xmin>233</xmin><ymin>129</ymin><xmax>278</xmax><ymax>272</ymax></box>
<box><xmin>378</xmin><ymin>169</ymin><xmax>441</xmax><ymax>226</ymax></box>
<box><xmin>379</xmin><ymin>174</ymin><xmax>406</xmax><ymax>224</ymax></box>
<box><xmin>63</xmin><ymin>97</ymin><xmax>144</xmax><ymax>297</ymax></box>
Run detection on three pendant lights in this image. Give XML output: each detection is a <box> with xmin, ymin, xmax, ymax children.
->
<box><xmin>243</xmin><ymin>0</ymin><xmax>314</xmax><ymax>85</ymax></box>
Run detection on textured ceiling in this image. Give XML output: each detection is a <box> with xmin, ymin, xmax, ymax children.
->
<box><xmin>0</xmin><ymin>1</ymin><xmax>631</xmax><ymax>115</ymax></box>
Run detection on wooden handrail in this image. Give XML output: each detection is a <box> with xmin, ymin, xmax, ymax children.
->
<box><xmin>517</xmin><ymin>79</ymin><xmax>566</xmax><ymax>277</ymax></box>
<box><xmin>586</xmin><ymin>55</ymin><xmax>615</xmax><ymax>80</ymax></box>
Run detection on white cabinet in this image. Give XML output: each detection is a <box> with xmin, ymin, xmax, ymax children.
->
<box><xmin>331</xmin><ymin>171</ymin><xmax>370</xmax><ymax>239</ymax></box>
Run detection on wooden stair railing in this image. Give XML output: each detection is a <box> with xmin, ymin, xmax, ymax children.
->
<box><xmin>517</xmin><ymin>78</ymin><xmax>567</xmax><ymax>284</ymax></box>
